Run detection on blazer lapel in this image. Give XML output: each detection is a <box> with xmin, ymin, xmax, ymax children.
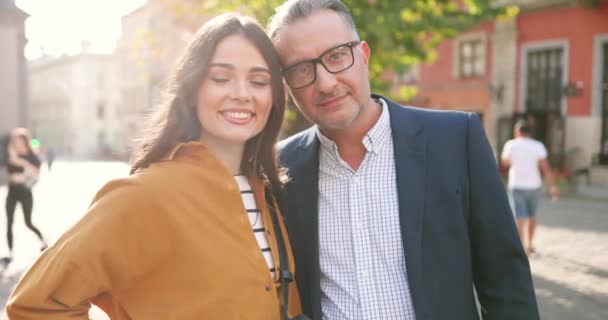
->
<box><xmin>288</xmin><ymin>129</ymin><xmax>323</xmax><ymax>319</ymax></box>
<box><xmin>386</xmin><ymin>98</ymin><xmax>426</xmax><ymax>316</ymax></box>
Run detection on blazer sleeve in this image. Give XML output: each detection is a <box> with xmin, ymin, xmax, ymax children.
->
<box><xmin>465</xmin><ymin>113</ymin><xmax>540</xmax><ymax>320</ymax></box>
<box><xmin>6</xmin><ymin>178</ymin><xmax>172</xmax><ymax>319</ymax></box>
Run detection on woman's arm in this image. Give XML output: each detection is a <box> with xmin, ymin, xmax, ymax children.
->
<box><xmin>6</xmin><ymin>178</ymin><xmax>170</xmax><ymax>319</ymax></box>
<box><xmin>7</xmin><ymin>148</ymin><xmax>39</xmax><ymax>173</ymax></box>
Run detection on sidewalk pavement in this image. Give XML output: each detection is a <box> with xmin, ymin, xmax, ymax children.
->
<box><xmin>529</xmin><ymin>196</ymin><xmax>608</xmax><ymax>320</ymax></box>
<box><xmin>572</xmin><ymin>184</ymin><xmax>608</xmax><ymax>202</ymax></box>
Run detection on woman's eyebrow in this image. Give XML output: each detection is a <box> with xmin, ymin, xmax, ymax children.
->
<box><xmin>209</xmin><ymin>63</ymin><xmax>270</xmax><ymax>74</ymax></box>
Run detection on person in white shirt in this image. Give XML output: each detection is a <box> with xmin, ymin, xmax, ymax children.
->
<box><xmin>501</xmin><ymin>120</ymin><xmax>559</xmax><ymax>255</ymax></box>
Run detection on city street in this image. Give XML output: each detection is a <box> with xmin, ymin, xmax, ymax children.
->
<box><xmin>529</xmin><ymin>197</ymin><xmax>608</xmax><ymax>319</ymax></box>
<box><xmin>0</xmin><ymin>161</ymin><xmax>606</xmax><ymax>319</ymax></box>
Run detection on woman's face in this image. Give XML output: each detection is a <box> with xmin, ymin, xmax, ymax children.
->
<box><xmin>196</xmin><ymin>34</ymin><xmax>274</xmax><ymax>150</ymax></box>
<box><xmin>11</xmin><ymin>136</ymin><xmax>28</xmax><ymax>153</ymax></box>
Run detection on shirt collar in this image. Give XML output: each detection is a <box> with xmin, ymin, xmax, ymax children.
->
<box><xmin>315</xmin><ymin>97</ymin><xmax>391</xmax><ymax>155</ymax></box>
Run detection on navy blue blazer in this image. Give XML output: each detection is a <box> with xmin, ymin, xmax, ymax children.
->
<box><xmin>277</xmin><ymin>95</ymin><xmax>539</xmax><ymax>320</ymax></box>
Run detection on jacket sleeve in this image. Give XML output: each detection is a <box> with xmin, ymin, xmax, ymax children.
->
<box><xmin>6</xmin><ymin>178</ymin><xmax>172</xmax><ymax>319</ymax></box>
<box><xmin>465</xmin><ymin>113</ymin><xmax>540</xmax><ymax>320</ymax></box>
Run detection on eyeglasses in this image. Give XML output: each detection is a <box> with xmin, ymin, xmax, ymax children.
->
<box><xmin>282</xmin><ymin>41</ymin><xmax>361</xmax><ymax>89</ymax></box>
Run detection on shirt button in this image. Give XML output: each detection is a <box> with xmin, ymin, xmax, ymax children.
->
<box><xmin>265</xmin><ymin>284</ymin><xmax>272</xmax><ymax>291</ymax></box>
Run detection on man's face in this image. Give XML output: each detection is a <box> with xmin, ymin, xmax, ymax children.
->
<box><xmin>274</xmin><ymin>9</ymin><xmax>372</xmax><ymax>131</ymax></box>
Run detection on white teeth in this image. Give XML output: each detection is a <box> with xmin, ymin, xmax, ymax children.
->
<box><xmin>224</xmin><ymin>111</ymin><xmax>252</xmax><ymax>120</ymax></box>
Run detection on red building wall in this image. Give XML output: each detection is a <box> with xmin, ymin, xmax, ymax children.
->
<box><xmin>416</xmin><ymin>22</ymin><xmax>494</xmax><ymax>112</ymax></box>
<box><xmin>516</xmin><ymin>3</ymin><xmax>608</xmax><ymax>116</ymax></box>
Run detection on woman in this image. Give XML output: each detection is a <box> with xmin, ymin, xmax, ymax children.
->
<box><xmin>7</xmin><ymin>13</ymin><xmax>301</xmax><ymax>319</ymax></box>
<box><xmin>5</xmin><ymin>128</ymin><xmax>47</xmax><ymax>261</ymax></box>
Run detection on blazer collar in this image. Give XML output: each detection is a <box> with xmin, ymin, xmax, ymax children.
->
<box><xmin>283</xmin><ymin>127</ymin><xmax>322</xmax><ymax>319</ymax></box>
<box><xmin>375</xmin><ymin>93</ymin><xmax>426</xmax><ymax>317</ymax></box>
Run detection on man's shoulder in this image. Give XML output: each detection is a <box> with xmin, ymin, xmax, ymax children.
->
<box><xmin>380</xmin><ymin>95</ymin><xmax>471</xmax><ymax>123</ymax></box>
<box><xmin>516</xmin><ymin>137</ymin><xmax>544</xmax><ymax>148</ymax></box>
<box><xmin>507</xmin><ymin>138</ymin><xmax>546</xmax><ymax>154</ymax></box>
<box><xmin>278</xmin><ymin>126</ymin><xmax>316</xmax><ymax>152</ymax></box>
<box><xmin>386</xmin><ymin>104</ymin><xmax>472</xmax><ymax>139</ymax></box>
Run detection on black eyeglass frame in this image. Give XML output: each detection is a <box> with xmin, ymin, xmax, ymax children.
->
<box><xmin>282</xmin><ymin>40</ymin><xmax>361</xmax><ymax>89</ymax></box>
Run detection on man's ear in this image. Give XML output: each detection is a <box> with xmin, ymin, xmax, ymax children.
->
<box><xmin>360</xmin><ymin>40</ymin><xmax>371</xmax><ymax>65</ymax></box>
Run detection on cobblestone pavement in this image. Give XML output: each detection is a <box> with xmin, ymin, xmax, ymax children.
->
<box><xmin>529</xmin><ymin>197</ymin><xmax>608</xmax><ymax>320</ymax></box>
<box><xmin>0</xmin><ymin>161</ymin><xmax>606</xmax><ymax>319</ymax></box>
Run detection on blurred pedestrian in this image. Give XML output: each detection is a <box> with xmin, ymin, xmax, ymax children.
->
<box><xmin>46</xmin><ymin>146</ymin><xmax>55</xmax><ymax>171</ymax></box>
<box><xmin>7</xmin><ymin>13</ymin><xmax>302</xmax><ymax>319</ymax></box>
<box><xmin>269</xmin><ymin>0</ymin><xmax>538</xmax><ymax>319</ymax></box>
<box><xmin>502</xmin><ymin>119</ymin><xmax>559</xmax><ymax>255</ymax></box>
<box><xmin>4</xmin><ymin>128</ymin><xmax>48</xmax><ymax>262</ymax></box>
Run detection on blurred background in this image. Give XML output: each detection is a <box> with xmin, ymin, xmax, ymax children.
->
<box><xmin>0</xmin><ymin>0</ymin><xmax>607</xmax><ymax>319</ymax></box>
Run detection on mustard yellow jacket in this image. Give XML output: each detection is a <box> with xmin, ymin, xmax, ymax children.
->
<box><xmin>7</xmin><ymin>142</ymin><xmax>301</xmax><ymax>319</ymax></box>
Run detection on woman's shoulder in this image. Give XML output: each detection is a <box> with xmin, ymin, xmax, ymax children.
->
<box><xmin>88</xmin><ymin>171</ymin><xmax>174</xmax><ymax>220</ymax></box>
<box><xmin>99</xmin><ymin>162</ymin><xmax>201</xmax><ymax>198</ymax></box>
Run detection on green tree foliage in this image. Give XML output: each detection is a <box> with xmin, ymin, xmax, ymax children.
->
<box><xmin>164</xmin><ymin>0</ymin><xmax>517</xmax><ymax>135</ymax></box>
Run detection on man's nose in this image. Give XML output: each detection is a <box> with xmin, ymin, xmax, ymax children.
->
<box><xmin>314</xmin><ymin>63</ymin><xmax>338</xmax><ymax>93</ymax></box>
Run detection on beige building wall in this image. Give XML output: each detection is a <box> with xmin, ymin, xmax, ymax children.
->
<box><xmin>0</xmin><ymin>25</ymin><xmax>19</xmax><ymax>133</ymax></box>
<box><xmin>29</xmin><ymin>58</ymin><xmax>71</xmax><ymax>155</ymax></box>
<box><xmin>565</xmin><ymin>117</ymin><xmax>602</xmax><ymax>170</ymax></box>
<box><xmin>29</xmin><ymin>53</ymin><xmax>123</xmax><ymax>159</ymax></box>
<box><xmin>0</xmin><ymin>11</ymin><xmax>27</xmax><ymax>134</ymax></box>
<box><xmin>491</xmin><ymin>19</ymin><xmax>518</xmax><ymax>152</ymax></box>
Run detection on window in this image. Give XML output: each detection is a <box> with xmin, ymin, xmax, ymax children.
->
<box><xmin>97</xmin><ymin>131</ymin><xmax>106</xmax><ymax>148</ymax></box>
<box><xmin>97</xmin><ymin>102</ymin><xmax>105</xmax><ymax>120</ymax></box>
<box><xmin>459</xmin><ymin>40</ymin><xmax>484</xmax><ymax>78</ymax></box>
<box><xmin>454</xmin><ymin>33</ymin><xmax>487</xmax><ymax>78</ymax></box>
<box><xmin>98</xmin><ymin>72</ymin><xmax>105</xmax><ymax>90</ymax></box>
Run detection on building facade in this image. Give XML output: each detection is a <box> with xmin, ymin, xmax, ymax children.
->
<box><xmin>0</xmin><ymin>0</ymin><xmax>28</xmax><ymax>167</ymax></box>
<box><xmin>28</xmin><ymin>48</ymin><xmax>123</xmax><ymax>159</ymax></box>
<box><xmin>414</xmin><ymin>0</ymin><xmax>608</xmax><ymax>175</ymax></box>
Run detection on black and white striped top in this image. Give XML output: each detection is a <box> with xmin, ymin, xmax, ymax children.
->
<box><xmin>234</xmin><ymin>175</ymin><xmax>276</xmax><ymax>278</ymax></box>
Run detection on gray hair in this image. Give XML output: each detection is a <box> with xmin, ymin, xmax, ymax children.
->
<box><xmin>267</xmin><ymin>0</ymin><xmax>358</xmax><ymax>42</ymax></box>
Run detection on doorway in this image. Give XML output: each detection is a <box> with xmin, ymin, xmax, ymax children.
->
<box><xmin>523</xmin><ymin>47</ymin><xmax>566</xmax><ymax>168</ymax></box>
<box><xmin>599</xmin><ymin>42</ymin><xmax>608</xmax><ymax>164</ymax></box>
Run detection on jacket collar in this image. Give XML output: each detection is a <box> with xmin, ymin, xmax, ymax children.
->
<box><xmin>376</xmin><ymin>93</ymin><xmax>426</xmax><ymax>317</ymax></box>
<box><xmin>161</xmin><ymin>141</ymin><xmax>207</xmax><ymax>161</ymax></box>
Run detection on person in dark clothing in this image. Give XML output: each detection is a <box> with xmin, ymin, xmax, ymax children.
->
<box><xmin>46</xmin><ymin>146</ymin><xmax>55</xmax><ymax>171</ymax></box>
<box><xmin>5</xmin><ymin>128</ymin><xmax>47</xmax><ymax>262</ymax></box>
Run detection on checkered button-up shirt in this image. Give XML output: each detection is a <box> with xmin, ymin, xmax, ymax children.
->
<box><xmin>316</xmin><ymin>98</ymin><xmax>416</xmax><ymax>320</ymax></box>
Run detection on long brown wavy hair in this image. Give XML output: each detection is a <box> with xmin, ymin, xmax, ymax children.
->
<box><xmin>130</xmin><ymin>13</ymin><xmax>286</xmax><ymax>193</ymax></box>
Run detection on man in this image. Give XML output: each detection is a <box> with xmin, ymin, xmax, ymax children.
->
<box><xmin>269</xmin><ymin>0</ymin><xmax>539</xmax><ymax>319</ymax></box>
<box><xmin>501</xmin><ymin>120</ymin><xmax>559</xmax><ymax>255</ymax></box>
